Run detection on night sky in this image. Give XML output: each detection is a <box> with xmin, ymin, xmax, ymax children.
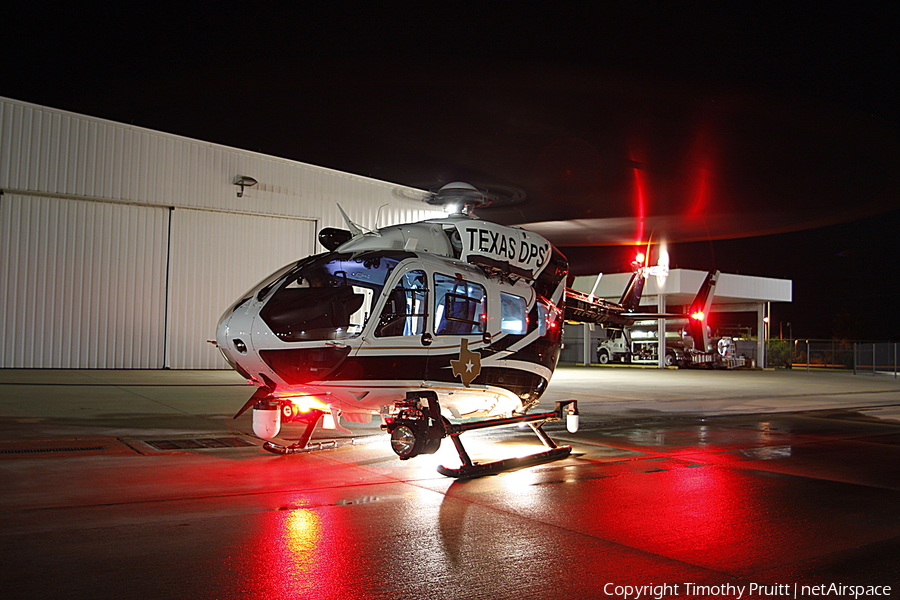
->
<box><xmin>4</xmin><ymin>6</ymin><xmax>898</xmax><ymax>340</ymax></box>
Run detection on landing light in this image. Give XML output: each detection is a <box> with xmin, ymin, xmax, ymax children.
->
<box><xmin>279</xmin><ymin>394</ymin><xmax>331</xmax><ymax>413</ymax></box>
<box><xmin>390</xmin><ymin>425</ymin><xmax>418</xmax><ymax>459</ymax></box>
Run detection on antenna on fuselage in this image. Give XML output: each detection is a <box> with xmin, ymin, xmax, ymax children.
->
<box><xmin>337</xmin><ymin>204</ymin><xmax>364</xmax><ymax>237</ymax></box>
<box><xmin>373</xmin><ymin>204</ymin><xmax>389</xmax><ymax>230</ymax></box>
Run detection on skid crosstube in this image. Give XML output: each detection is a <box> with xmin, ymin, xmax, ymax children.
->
<box><xmin>383</xmin><ymin>391</ymin><xmax>579</xmax><ymax>478</ymax></box>
<box><xmin>438</xmin><ymin>402</ymin><xmax>577</xmax><ymax>478</ymax></box>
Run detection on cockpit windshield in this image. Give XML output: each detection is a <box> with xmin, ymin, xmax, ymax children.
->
<box><xmin>260</xmin><ymin>251</ymin><xmax>411</xmax><ymax>341</ymax></box>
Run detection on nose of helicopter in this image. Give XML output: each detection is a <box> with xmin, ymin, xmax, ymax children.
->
<box><xmin>215</xmin><ymin>304</ymin><xmax>257</xmax><ymax>379</ymax></box>
<box><xmin>215</xmin><ymin>311</ymin><xmax>230</xmax><ymax>351</ymax></box>
<box><xmin>214</xmin><ymin>311</ymin><xmax>239</xmax><ymax>370</ymax></box>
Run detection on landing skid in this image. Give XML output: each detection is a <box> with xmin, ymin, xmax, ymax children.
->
<box><xmin>383</xmin><ymin>392</ymin><xmax>579</xmax><ymax>479</ymax></box>
<box><xmin>437</xmin><ymin>442</ymin><xmax>572</xmax><ymax>478</ymax></box>
<box><xmin>263</xmin><ymin>438</ymin><xmax>352</xmax><ymax>455</ymax></box>
<box><xmin>261</xmin><ymin>409</ymin><xmax>324</xmax><ymax>455</ymax></box>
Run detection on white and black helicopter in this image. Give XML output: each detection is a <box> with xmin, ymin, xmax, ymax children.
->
<box><xmin>214</xmin><ymin>183</ymin><xmax>716</xmax><ymax>477</ymax></box>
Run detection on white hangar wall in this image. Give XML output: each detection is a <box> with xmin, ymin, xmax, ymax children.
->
<box><xmin>0</xmin><ymin>193</ymin><xmax>170</xmax><ymax>368</ymax></box>
<box><xmin>0</xmin><ymin>97</ymin><xmax>440</xmax><ymax>368</ymax></box>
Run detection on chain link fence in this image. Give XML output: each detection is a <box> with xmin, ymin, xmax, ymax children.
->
<box><xmin>765</xmin><ymin>339</ymin><xmax>899</xmax><ymax>376</ymax></box>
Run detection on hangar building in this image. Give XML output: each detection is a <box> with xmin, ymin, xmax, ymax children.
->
<box><xmin>0</xmin><ymin>97</ymin><xmax>441</xmax><ymax>369</ymax></box>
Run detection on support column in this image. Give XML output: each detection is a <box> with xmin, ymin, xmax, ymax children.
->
<box><xmin>657</xmin><ymin>295</ymin><xmax>667</xmax><ymax>369</ymax></box>
<box><xmin>756</xmin><ymin>303</ymin><xmax>767</xmax><ymax>368</ymax></box>
<box><xmin>582</xmin><ymin>323</ymin><xmax>591</xmax><ymax>366</ymax></box>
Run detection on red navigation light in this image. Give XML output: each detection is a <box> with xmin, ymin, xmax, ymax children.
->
<box><xmin>691</xmin><ymin>311</ymin><xmax>705</xmax><ymax>321</ymax></box>
<box><xmin>635</xmin><ymin>252</ymin><xmax>646</xmax><ymax>264</ymax></box>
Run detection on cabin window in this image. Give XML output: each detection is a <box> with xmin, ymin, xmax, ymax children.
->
<box><xmin>434</xmin><ymin>274</ymin><xmax>486</xmax><ymax>335</ymax></box>
<box><xmin>537</xmin><ymin>301</ymin><xmax>548</xmax><ymax>337</ymax></box>
<box><xmin>375</xmin><ymin>270</ymin><xmax>428</xmax><ymax>337</ymax></box>
<box><xmin>500</xmin><ymin>293</ymin><xmax>528</xmax><ymax>335</ymax></box>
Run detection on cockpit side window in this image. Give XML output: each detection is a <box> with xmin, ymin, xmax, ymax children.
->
<box><xmin>434</xmin><ymin>273</ymin><xmax>486</xmax><ymax>335</ymax></box>
<box><xmin>260</xmin><ymin>253</ymin><xmax>401</xmax><ymax>341</ymax></box>
<box><xmin>375</xmin><ymin>270</ymin><xmax>428</xmax><ymax>337</ymax></box>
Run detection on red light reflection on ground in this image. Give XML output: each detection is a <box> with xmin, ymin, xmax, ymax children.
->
<box><xmin>579</xmin><ymin>463</ymin><xmax>781</xmax><ymax>574</ymax></box>
<box><xmin>236</xmin><ymin>496</ymin><xmax>372</xmax><ymax>600</ymax></box>
<box><xmin>271</xmin><ymin>508</ymin><xmax>322</xmax><ymax>597</ymax></box>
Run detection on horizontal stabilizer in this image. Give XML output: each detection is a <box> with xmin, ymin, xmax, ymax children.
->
<box><xmin>564</xmin><ymin>288</ymin><xmax>683</xmax><ymax>326</ymax></box>
<box><xmin>564</xmin><ymin>270</ymin><xmax>720</xmax><ymax>332</ymax></box>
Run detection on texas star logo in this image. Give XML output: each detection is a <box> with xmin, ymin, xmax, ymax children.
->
<box><xmin>450</xmin><ymin>339</ymin><xmax>482</xmax><ymax>387</ymax></box>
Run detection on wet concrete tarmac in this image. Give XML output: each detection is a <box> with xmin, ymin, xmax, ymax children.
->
<box><xmin>1</xmin><ymin>367</ymin><xmax>899</xmax><ymax>599</ymax></box>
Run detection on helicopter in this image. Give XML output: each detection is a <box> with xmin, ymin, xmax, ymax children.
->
<box><xmin>214</xmin><ymin>183</ymin><xmax>713</xmax><ymax>477</ymax></box>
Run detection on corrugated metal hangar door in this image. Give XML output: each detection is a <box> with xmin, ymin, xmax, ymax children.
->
<box><xmin>0</xmin><ymin>193</ymin><xmax>170</xmax><ymax>368</ymax></box>
<box><xmin>166</xmin><ymin>208</ymin><xmax>315</xmax><ymax>369</ymax></box>
<box><xmin>0</xmin><ymin>194</ymin><xmax>315</xmax><ymax>369</ymax></box>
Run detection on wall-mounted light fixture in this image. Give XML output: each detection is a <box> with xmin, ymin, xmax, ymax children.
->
<box><xmin>232</xmin><ymin>175</ymin><xmax>258</xmax><ymax>197</ymax></box>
